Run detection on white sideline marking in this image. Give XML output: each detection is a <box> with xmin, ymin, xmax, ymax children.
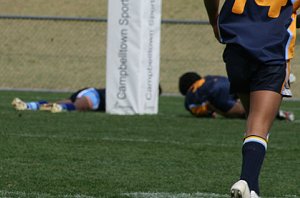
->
<box><xmin>5</xmin><ymin>133</ymin><xmax>214</xmax><ymax>146</ymax></box>
<box><xmin>5</xmin><ymin>133</ymin><xmax>300</xmax><ymax>150</ymax></box>
<box><xmin>123</xmin><ymin>192</ymin><xmax>299</xmax><ymax>198</ymax></box>
<box><xmin>122</xmin><ymin>192</ymin><xmax>228</xmax><ymax>198</ymax></box>
<box><xmin>0</xmin><ymin>190</ymin><xmax>94</xmax><ymax>198</ymax></box>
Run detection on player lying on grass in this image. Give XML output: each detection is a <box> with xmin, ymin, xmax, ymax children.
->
<box><xmin>12</xmin><ymin>85</ymin><xmax>163</xmax><ymax>113</ymax></box>
<box><xmin>179</xmin><ymin>72</ymin><xmax>295</xmax><ymax>121</ymax></box>
<box><xmin>12</xmin><ymin>87</ymin><xmax>106</xmax><ymax>113</ymax></box>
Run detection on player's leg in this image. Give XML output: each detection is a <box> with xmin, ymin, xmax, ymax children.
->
<box><xmin>12</xmin><ymin>98</ymin><xmax>48</xmax><ymax>111</ymax></box>
<box><xmin>210</xmin><ymin>97</ymin><xmax>246</xmax><ymax>118</ymax></box>
<box><xmin>233</xmin><ymin>67</ymin><xmax>289</xmax><ymax>197</ymax></box>
<box><xmin>216</xmin><ymin>92</ymin><xmax>294</xmax><ymax>121</ymax></box>
<box><xmin>237</xmin><ymin>93</ymin><xmax>250</xmax><ymax>116</ymax></box>
<box><xmin>51</xmin><ymin>88</ymin><xmax>100</xmax><ymax>113</ymax></box>
<box><xmin>236</xmin><ymin>90</ymin><xmax>282</xmax><ymax>197</ymax></box>
<box><xmin>275</xmin><ymin>60</ymin><xmax>295</xmax><ymax>121</ymax></box>
<box><xmin>223</xmin><ymin>100</ymin><xmax>246</xmax><ymax>118</ymax></box>
<box><xmin>231</xmin><ymin>93</ymin><xmax>283</xmax><ymax>197</ymax></box>
<box><xmin>51</xmin><ymin>98</ymin><xmax>90</xmax><ymax>113</ymax></box>
<box><xmin>208</xmin><ymin>77</ymin><xmax>246</xmax><ymax>118</ymax></box>
<box><xmin>56</xmin><ymin>99</ymin><xmax>73</xmax><ymax>104</ymax></box>
<box><xmin>246</xmin><ymin>90</ymin><xmax>282</xmax><ymax>138</ymax></box>
<box><xmin>223</xmin><ymin>44</ymin><xmax>288</xmax><ymax>197</ymax></box>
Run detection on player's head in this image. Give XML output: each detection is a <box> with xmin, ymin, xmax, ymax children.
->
<box><xmin>179</xmin><ymin>72</ymin><xmax>201</xmax><ymax>95</ymax></box>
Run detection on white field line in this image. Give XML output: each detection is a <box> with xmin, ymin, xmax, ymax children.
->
<box><xmin>4</xmin><ymin>133</ymin><xmax>299</xmax><ymax>150</ymax></box>
<box><xmin>122</xmin><ymin>192</ymin><xmax>228</xmax><ymax>198</ymax></box>
<box><xmin>123</xmin><ymin>192</ymin><xmax>299</xmax><ymax>198</ymax></box>
<box><xmin>0</xmin><ymin>190</ymin><xmax>94</xmax><ymax>198</ymax></box>
<box><xmin>1</xmin><ymin>190</ymin><xmax>298</xmax><ymax>198</ymax></box>
<box><xmin>5</xmin><ymin>133</ymin><xmax>216</xmax><ymax>146</ymax></box>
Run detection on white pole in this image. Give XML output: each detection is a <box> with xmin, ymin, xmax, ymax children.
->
<box><xmin>106</xmin><ymin>0</ymin><xmax>162</xmax><ymax>115</ymax></box>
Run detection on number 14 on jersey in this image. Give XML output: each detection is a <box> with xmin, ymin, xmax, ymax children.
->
<box><xmin>232</xmin><ymin>0</ymin><xmax>288</xmax><ymax>18</ymax></box>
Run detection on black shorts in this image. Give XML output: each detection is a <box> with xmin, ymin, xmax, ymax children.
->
<box><xmin>223</xmin><ymin>44</ymin><xmax>291</xmax><ymax>97</ymax></box>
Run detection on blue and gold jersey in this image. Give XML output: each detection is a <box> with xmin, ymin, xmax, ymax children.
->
<box><xmin>185</xmin><ymin>75</ymin><xmax>237</xmax><ymax>117</ymax></box>
<box><xmin>218</xmin><ymin>0</ymin><xmax>300</xmax><ymax>65</ymax></box>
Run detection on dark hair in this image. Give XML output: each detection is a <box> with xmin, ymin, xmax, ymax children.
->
<box><xmin>179</xmin><ymin>72</ymin><xmax>201</xmax><ymax>95</ymax></box>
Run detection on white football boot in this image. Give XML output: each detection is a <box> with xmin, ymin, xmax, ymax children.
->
<box><xmin>51</xmin><ymin>103</ymin><xmax>64</xmax><ymax>113</ymax></box>
<box><xmin>230</xmin><ymin>180</ymin><xmax>250</xmax><ymax>198</ymax></box>
<box><xmin>289</xmin><ymin>73</ymin><xmax>296</xmax><ymax>84</ymax></box>
<box><xmin>11</xmin><ymin>98</ymin><xmax>27</xmax><ymax>110</ymax></box>
<box><xmin>250</xmin><ymin>191</ymin><xmax>260</xmax><ymax>198</ymax></box>
<box><xmin>278</xmin><ymin>110</ymin><xmax>295</xmax><ymax>122</ymax></box>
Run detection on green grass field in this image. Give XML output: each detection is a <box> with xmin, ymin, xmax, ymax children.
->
<box><xmin>0</xmin><ymin>91</ymin><xmax>299</xmax><ymax>198</ymax></box>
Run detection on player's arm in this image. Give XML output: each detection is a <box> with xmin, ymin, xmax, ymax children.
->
<box><xmin>297</xmin><ymin>14</ymin><xmax>300</xmax><ymax>28</ymax></box>
<box><xmin>204</xmin><ymin>0</ymin><xmax>220</xmax><ymax>41</ymax></box>
<box><xmin>211</xmin><ymin>100</ymin><xmax>246</xmax><ymax>119</ymax></box>
<box><xmin>204</xmin><ymin>0</ymin><xmax>219</xmax><ymax>26</ymax></box>
<box><xmin>293</xmin><ymin>0</ymin><xmax>300</xmax><ymax>12</ymax></box>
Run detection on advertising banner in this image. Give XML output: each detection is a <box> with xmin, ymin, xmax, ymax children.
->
<box><xmin>106</xmin><ymin>0</ymin><xmax>161</xmax><ymax>114</ymax></box>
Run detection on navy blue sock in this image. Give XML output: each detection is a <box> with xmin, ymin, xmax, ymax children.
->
<box><xmin>61</xmin><ymin>103</ymin><xmax>76</xmax><ymax>111</ymax></box>
<box><xmin>38</xmin><ymin>100</ymin><xmax>48</xmax><ymax>106</ymax></box>
<box><xmin>240</xmin><ymin>136</ymin><xmax>267</xmax><ymax>195</ymax></box>
<box><xmin>26</xmin><ymin>100</ymin><xmax>48</xmax><ymax>110</ymax></box>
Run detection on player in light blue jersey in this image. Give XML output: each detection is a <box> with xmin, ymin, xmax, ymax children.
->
<box><xmin>12</xmin><ymin>85</ymin><xmax>162</xmax><ymax>113</ymax></box>
<box><xmin>12</xmin><ymin>88</ymin><xmax>106</xmax><ymax>113</ymax></box>
<box><xmin>204</xmin><ymin>0</ymin><xmax>300</xmax><ymax>197</ymax></box>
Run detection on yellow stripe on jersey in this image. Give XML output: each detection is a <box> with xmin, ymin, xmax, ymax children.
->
<box><xmin>287</xmin><ymin>13</ymin><xmax>296</xmax><ymax>60</ymax></box>
<box><xmin>232</xmin><ymin>0</ymin><xmax>247</xmax><ymax>14</ymax></box>
<box><xmin>189</xmin><ymin>79</ymin><xmax>206</xmax><ymax>93</ymax></box>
